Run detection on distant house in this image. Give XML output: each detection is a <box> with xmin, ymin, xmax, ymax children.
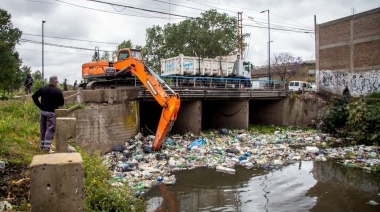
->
<box><xmin>315</xmin><ymin>7</ymin><xmax>380</xmax><ymax>96</ymax></box>
<box><xmin>251</xmin><ymin>61</ymin><xmax>316</xmax><ymax>84</ymax></box>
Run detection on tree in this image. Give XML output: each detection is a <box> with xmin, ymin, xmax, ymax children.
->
<box><xmin>31</xmin><ymin>70</ymin><xmax>44</xmax><ymax>92</ymax></box>
<box><xmin>32</xmin><ymin>70</ymin><xmax>42</xmax><ymax>81</ymax></box>
<box><xmin>271</xmin><ymin>52</ymin><xmax>302</xmax><ymax>81</ymax></box>
<box><xmin>100</xmin><ymin>51</ymin><xmax>110</xmax><ymax>61</ymax></box>
<box><xmin>0</xmin><ymin>9</ymin><xmax>22</xmax><ymax>95</ymax></box>
<box><xmin>144</xmin><ymin>9</ymin><xmax>241</xmax><ymax>72</ymax></box>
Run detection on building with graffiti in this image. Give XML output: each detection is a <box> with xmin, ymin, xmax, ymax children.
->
<box><xmin>315</xmin><ymin>7</ymin><xmax>380</xmax><ymax>96</ymax></box>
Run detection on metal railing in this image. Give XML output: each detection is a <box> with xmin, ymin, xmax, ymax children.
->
<box><xmin>146</xmin><ymin>76</ymin><xmax>286</xmax><ymax>90</ymax></box>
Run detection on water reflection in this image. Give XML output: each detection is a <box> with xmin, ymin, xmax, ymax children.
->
<box><xmin>145</xmin><ymin>160</ymin><xmax>380</xmax><ymax>212</ymax></box>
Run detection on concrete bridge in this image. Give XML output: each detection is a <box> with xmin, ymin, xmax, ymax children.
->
<box><xmin>28</xmin><ymin>85</ymin><xmax>326</xmax><ymax>210</ymax></box>
<box><xmin>62</xmin><ymin>84</ymin><xmax>325</xmax><ymax>152</ymax></box>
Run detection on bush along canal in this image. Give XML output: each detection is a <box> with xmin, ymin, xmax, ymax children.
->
<box><xmin>100</xmin><ymin>127</ymin><xmax>380</xmax><ymax>211</ymax></box>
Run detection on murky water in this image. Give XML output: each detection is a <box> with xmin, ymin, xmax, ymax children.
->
<box><xmin>144</xmin><ymin>159</ymin><xmax>380</xmax><ymax>212</ymax></box>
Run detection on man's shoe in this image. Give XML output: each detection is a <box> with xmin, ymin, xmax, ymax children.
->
<box><xmin>41</xmin><ymin>148</ymin><xmax>55</xmax><ymax>154</ymax></box>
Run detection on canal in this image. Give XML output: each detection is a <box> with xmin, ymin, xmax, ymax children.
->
<box><xmin>144</xmin><ymin>159</ymin><xmax>380</xmax><ymax>212</ymax></box>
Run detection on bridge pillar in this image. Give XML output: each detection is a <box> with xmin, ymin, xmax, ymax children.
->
<box><xmin>203</xmin><ymin>100</ymin><xmax>249</xmax><ymax>129</ymax></box>
<box><xmin>173</xmin><ymin>100</ymin><xmax>202</xmax><ymax>134</ymax></box>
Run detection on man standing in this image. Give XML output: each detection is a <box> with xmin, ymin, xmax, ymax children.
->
<box><xmin>63</xmin><ymin>78</ymin><xmax>68</xmax><ymax>91</ymax></box>
<box><xmin>32</xmin><ymin>76</ymin><xmax>64</xmax><ymax>153</ymax></box>
<box><xmin>73</xmin><ymin>80</ymin><xmax>77</xmax><ymax>90</ymax></box>
<box><xmin>343</xmin><ymin>85</ymin><xmax>350</xmax><ymax>96</ymax></box>
<box><xmin>24</xmin><ymin>73</ymin><xmax>34</xmax><ymax>95</ymax></box>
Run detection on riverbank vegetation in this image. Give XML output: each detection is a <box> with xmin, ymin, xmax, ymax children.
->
<box><xmin>315</xmin><ymin>92</ymin><xmax>380</xmax><ymax>146</ymax></box>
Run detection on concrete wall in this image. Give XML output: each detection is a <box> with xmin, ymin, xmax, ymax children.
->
<box><xmin>316</xmin><ymin>7</ymin><xmax>380</xmax><ymax>96</ymax></box>
<box><xmin>70</xmin><ymin>102</ymin><xmax>139</xmax><ymax>152</ymax></box>
<box><xmin>250</xmin><ymin>97</ymin><xmax>326</xmax><ymax>127</ymax></box>
<box><xmin>282</xmin><ymin>97</ymin><xmax>326</xmax><ymax>126</ymax></box>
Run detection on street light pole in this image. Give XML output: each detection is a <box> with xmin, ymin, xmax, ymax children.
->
<box><xmin>261</xmin><ymin>9</ymin><xmax>270</xmax><ymax>81</ymax></box>
<box><xmin>42</xmin><ymin>20</ymin><xmax>46</xmax><ymax>84</ymax></box>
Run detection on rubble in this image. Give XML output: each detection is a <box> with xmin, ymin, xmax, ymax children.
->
<box><xmin>101</xmin><ymin>129</ymin><xmax>380</xmax><ymax>196</ymax></box>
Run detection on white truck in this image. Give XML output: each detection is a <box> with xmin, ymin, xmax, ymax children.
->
<box><xmin>160</xmin><ymin>54</ymin><xmax>252</xmax><ymax>79</ymax></box>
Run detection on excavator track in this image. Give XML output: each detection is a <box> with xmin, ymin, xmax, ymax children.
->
<box><xmin>81</xmin><ymin>79</ymin><xmax>138</xmax><ymax>90</ymax></box>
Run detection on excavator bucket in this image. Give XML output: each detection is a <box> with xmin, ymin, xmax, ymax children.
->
<box><xmin>152</xmin><ymin>93</ymin><xmax>181</xmax><ymax>151</ymax></box>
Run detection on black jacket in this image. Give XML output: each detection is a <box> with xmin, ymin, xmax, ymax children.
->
<box><xmin>24</xmin><ymin>76</ymin><xmax>34</xmax><ymax>87</ymax></box>
<box><xmin>32</xmin><ymin>84</ymin><xmax>64</xmax><ymax>112</ymax></box>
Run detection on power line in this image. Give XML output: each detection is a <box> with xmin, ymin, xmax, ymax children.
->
<box><xmin>243</xmin><ymin>24</ymin><xmax>313</xmax><ymax>33</ymax></box>
<box><xmin>55</xmin><ymin>0</ymin><xmax>178</xmax><ymax>19</ymax></box>
<box><xmin>23</xmin><ymin>33</ymin><xmax>120</xmax><ymax>45</ymax></box>
<box><xmin>17</xmin><ymin>48</ymin><xmax>93</xmax><ymax>56</ymax></box>
<box><xmin>152</xmin><ymin>0</ymin><xmax>207</xmax><ymax>13</ymax></box>
<box><xmin>24</xmin><ymin>0</ymin><xmax>314</xmax><ymax>35</ymax></box>
<box><xmin>19</xmin><ymin>38</ymin><xmax>113</xmax><ymax>52</ymax></box>
<box><xmin>84</xmin><ymin>0</ymin><xmax>189</xmax><ymax>18</ymax></box>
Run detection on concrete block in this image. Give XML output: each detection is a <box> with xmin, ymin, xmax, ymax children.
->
<box><xmin>82</xmin><ymin>90</ymin><xmax>104</xmax><ymax>102</ymax></box>
<box><xmin>56</xmin><ymin>118</ymin><xmax>76</xmax><ymax>153</ymax></box>
<box><xmin>30</xmin><ymin>153</ymin><xmax>84</xmax><ymax>212</ymax></box>
<box><xmin>55</xmin><ymin>109</ymin><xmax>68</xmax><ymax>118</ymax></box>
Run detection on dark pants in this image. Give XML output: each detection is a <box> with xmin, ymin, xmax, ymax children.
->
<box><xmin>25</xmin><ymin>86</ymin><xmax>32</xmax><ymax>95</ymax></box>
<box><xmin>39</xmin><ymin>110</ymin><xmax>56</xmax><ymax>149</ymax></box>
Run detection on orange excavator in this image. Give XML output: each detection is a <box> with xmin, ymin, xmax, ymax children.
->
<box><xmin>82</xmin><ymin>47</ymin><xmax>180</xmax><ymax>151</ymax></box>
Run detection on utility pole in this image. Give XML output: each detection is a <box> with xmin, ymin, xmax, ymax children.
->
<box><xmin>42</xmin><ymin>20</ymin><xmax>46</xmax><ymax>84</ymax></box>
<box><xmin>238</xmin><ymin>12</ymin><xmax>243</xmax><ymax>60</ymax></box>
<box><xmin>261</xmin><ymin>9</ymin><xmax>270</xmax><ymax>81</ymax></box>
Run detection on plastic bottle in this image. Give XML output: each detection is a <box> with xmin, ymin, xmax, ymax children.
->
<box><xmin>216</xmin><ymin>166</ymin><xmax>235</xmax><ymax>174</ymax></box>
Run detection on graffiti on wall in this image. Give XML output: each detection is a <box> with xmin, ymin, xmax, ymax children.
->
<box><xmin>317</xmin><ymin>70</ymin><xmax>380</xmax><ymax>96</ymax></box>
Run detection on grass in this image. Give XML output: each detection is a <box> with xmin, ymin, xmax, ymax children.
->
<box><xmin>80</xmin><ymin>147</ymin><xmax>146</xmax><ymax>211</ymax></box>
<box><xmin>248</xmin><ymin>124</ymin><xmax>315</xmax><ymax>134</ymax></box>
<box><xmin>0</xmin><ymin>98</ymin><xmax>41</xmax><ymax>164</ymax></box>
<box><xmin>0</xmin><ymin>98</ymin><xmax>147</xmax><ymax>211</ymax></box>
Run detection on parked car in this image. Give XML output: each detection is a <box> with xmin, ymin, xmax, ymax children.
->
<box><xmin>288</xmin><ymin>81</ymin><xmax>311</xmax><ymax>93</ymax></box>
<box><xmin>309</xmin><ymin>83</ymin><xmax>317</xmax><ymax>92</ymax></box>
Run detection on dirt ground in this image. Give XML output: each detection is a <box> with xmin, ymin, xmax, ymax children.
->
<box><xmin>0</xmin><ymin>163</ymin><xmax>30</xmax><ymax>210</ymax></box>
<box><xmin>309</xmin><ymin>92</ymin><xmax>336</xmax><ymax>102</ymax></box>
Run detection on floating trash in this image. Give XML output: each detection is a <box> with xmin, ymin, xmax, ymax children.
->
<box><xmin>367</xmin><ymin>200</ymin><xmax>379</xmax><ymax>205</ymax></box>
<box><xmin>101</xmin><ymin>128</ymin><xmax>379</xmax><ymax>195</ymax></box>
<box><xmin>216</xmin><ymin>166</ymin><xmax>235</xmax><ymax>174</ymax></box>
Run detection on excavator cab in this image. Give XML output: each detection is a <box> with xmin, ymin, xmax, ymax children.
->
<box><xmin>117</xmin><ymin>48</ymin><xmax>143</xmax><ymax>61</ymax></box>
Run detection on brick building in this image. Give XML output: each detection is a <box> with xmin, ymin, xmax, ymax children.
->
<box><xmin>315</xmin><ymin>7</ymin><xmax>380</xmax><ymax>96</ymax></box>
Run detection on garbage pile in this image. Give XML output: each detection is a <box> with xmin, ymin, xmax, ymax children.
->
<box><xmin>103</xmin><ymin>128</ymin><xmax>380</xmax><ymax>195</ymax></box>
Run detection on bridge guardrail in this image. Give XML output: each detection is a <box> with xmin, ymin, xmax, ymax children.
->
<box><xmin>158</xmin><ymin>76</ymin><xmax>286</xmax><ymax>90</ymax></box>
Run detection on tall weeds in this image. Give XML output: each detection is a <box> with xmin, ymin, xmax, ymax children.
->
<box><xmin>0</xmin><ymin>98</ymin><xmax>40</xmax><ymax>164</ymax></box>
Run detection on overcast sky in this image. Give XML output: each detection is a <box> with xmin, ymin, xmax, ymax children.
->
<box><xmin>1</xmin><ymin>0</ymin><xmax>379</xmax><ymax>84</ymax></box>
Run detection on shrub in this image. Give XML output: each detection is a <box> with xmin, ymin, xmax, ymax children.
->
<box><xmin>316</xmin><ymin>96</ymin><xmax>349</xmax><ymax>133</ymax></box>
<box><xmin>316</xmin><ymin>92</ymin><xmax>380</xmax><ymax>145</ymax></box>
<box><xmin>79</xmin><ymin>148</ymin><xmax>146</xmax><ymax>212</ymax></box>
<box><xmin>347</xmin><ymin>101</ymin><xmax>380</xmax><ymax>145</ymax></box>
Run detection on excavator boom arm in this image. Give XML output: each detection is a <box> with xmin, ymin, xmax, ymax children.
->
<box><xmin>124</xmin><ymin>58</ymin><xmax>180</xmax><ymax>151</ymax></box>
